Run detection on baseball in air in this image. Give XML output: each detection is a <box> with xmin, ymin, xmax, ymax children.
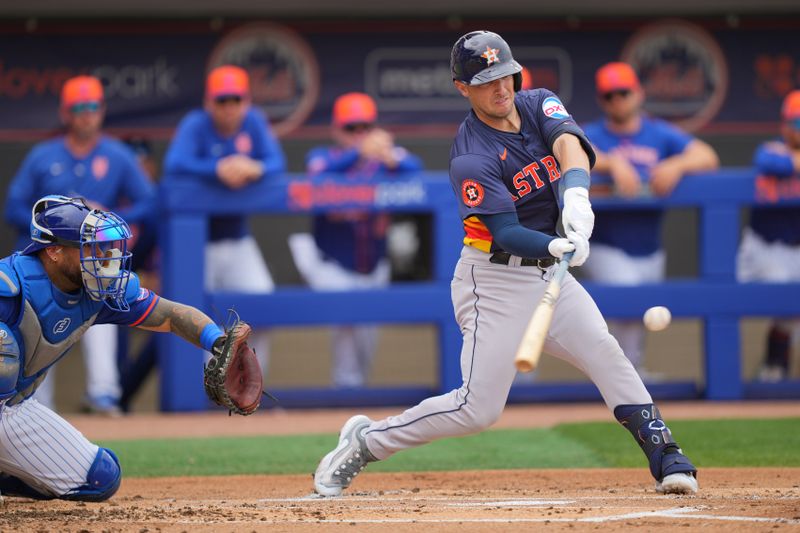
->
<box><xmin>643</xmin><ymin>306</ymin><xmax>672</xmax><ymax>331</ymax></box>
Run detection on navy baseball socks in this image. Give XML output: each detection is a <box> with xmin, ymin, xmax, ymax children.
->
<box><xmin>614</xmin><ymin>404</ymin><xmax>698</xmax><ymax>494</ymax></box>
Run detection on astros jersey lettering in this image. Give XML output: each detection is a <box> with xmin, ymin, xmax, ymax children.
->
<box><xmin>449</xmin><ymin>89</ymin><xmax>594</xmax><ymax>252</ymax></box>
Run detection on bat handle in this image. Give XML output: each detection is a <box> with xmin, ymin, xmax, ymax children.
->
<box><xmin>552</xmin><ymin>251</ymin><xmax>574</xmax><ymax>282</ymax></box>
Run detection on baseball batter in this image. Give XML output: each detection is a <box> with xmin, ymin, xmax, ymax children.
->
<box><xmin>0</xmin><ymin>195</ymin><xmax>234</xmax><ymax>500</ymax></box>
<box><xmin>313</xmin><ymin>30</ymin><xmax>697</xmax><ymax>497</ymax></box>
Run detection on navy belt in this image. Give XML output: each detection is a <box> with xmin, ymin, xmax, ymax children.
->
<box><xmin>489</xmin><ymin>251</ymin><xmax>556</xmax><ymax>268</ymax></box>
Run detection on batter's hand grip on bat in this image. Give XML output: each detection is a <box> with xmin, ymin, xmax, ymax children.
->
<box><xmin>514</xmin><ymin>251</ymin><xmax>574</xmax><ymax>373</ymax></box>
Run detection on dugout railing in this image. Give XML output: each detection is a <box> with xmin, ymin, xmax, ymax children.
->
<box><xmin>158</xmin><ymin>170</ymin><xmax>800</xmax><ymax>411</ymax></box>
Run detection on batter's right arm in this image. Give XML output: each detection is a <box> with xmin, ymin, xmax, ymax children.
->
<box><xmin>553</xmin><ymin>133</ymin><xmax>591</xmax><ymax>173</ymax></box>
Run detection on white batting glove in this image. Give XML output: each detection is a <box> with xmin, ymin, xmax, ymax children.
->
<box><xmin>562</xmin><ymin>188</ymin><xmax>595</xmax><ymax>239</ymax></box>
<box><xmin>547</xmin><ymin>238</ymin><xmax>576</xmax><ymax>260</ymax></box>
<box><xmin>565</xmin><ymin>230</ymin><xmax>590</xmax><ymax>267</ymax></box>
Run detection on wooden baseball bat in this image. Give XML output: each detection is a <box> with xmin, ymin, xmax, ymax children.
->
<box><xmin>514</xmin><ymin>252</ymin><xmax>574</xmax><ymax>373</ymax></box>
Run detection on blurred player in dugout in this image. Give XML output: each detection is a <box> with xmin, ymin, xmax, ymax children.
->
<box><xmin>162</xmin><ymin>65</ymin><xmax>286</xmax><ymax>376</ymax></box>
<box><xmin>3</xmin><ymin>75</ymin><xmax>156</xmax><ymax>415</ymax></box>
<box><xmin>289</xmin><ymin>92</ymin><xmax>423</xmax><ymax>388</ymax></box>
<box><xmin>580</xmin><ymin>62</ymin><xmax>719</xmax><ymax>380</ymax></box>
<box><xmin>738</xmin><ymin>90</ymin><xmax>800</xmax><ymax>381</ymax></box>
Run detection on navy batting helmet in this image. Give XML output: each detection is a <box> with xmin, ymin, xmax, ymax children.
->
<box><xmin>451</xmin><ymin>31</ymin><xmax>523</xmax><ymax>91</ymax></box>
<box><xmin>24</xmin><ymin>195</ymin><xmax>133</xmax><ymax>311</ymax></box>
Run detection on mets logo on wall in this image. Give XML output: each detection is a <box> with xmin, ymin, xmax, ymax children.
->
<box><xmin>461</xmin><ymin>179</ymin><xmax>485</xmax><ymax>207</ymax></box>
<box><xmin>207</xmin><ymin>23</ymin><xmax>320</xmax><ymax>137</ymax></box>
<box><xmin>621</xmin><ymin>20</ymin><xmax>729</xmax><ymax>132</ymax></box>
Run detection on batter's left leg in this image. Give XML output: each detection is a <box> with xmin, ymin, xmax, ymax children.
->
<box><xmin>313</xmin><ymin>258</ymin><xmax>540</xmax><ymax>496</ymax></box>
<box><xmin>542</xmin><ymin>274</ymin><xmax>697</xmax><ymax>493</ymax></box>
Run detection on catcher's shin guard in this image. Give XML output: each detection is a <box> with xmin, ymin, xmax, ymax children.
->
<box><xmin>614</xmin><ymin>404</ymin><xmax>697</xmax><ymax>492</ymax></box>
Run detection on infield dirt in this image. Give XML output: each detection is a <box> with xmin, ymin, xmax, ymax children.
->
<box><xmin>1</xmin><ymin>401</ymin><xmax>798</xmax><ymax>532</ymax></box>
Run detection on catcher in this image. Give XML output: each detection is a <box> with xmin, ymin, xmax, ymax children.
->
<box><xmin>0</xmin><ymin>195</ymin><xmax>262</xmax><ymax>501</ymax></box>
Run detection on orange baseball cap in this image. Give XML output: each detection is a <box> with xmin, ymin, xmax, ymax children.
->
<box><xmin>596</xmin><ymin>62</ymin><xmax>641</xmax><ymax>94</ymax></box>
<box><xmin>781</xmin><ymin>90</ymin><xmax>800</xmax><ymax>121</ymax></box>
<box><xmin>332</xmin><ymin>92</ymin><xmax>377</xmax><ymax>127</ymax></box>
<box><xmin>60</xmin><ymin>76</ymin><xmax>104</xmax><ymax>108</ymax></box>
<box><xmin>206</xmin><ymin>65</ymin><xmax>250</xmax><ymax>99</ymax></box>
<box><xmin>520</xmin><ymin>66</ymin><xmax>533</xmax><ymax>91</ymax></box>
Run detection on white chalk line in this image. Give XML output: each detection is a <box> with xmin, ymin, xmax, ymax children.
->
<box><xmin>107</xmin><ymin>495</ymin><xmax>799</xmax><ymax>525</ymax></box>
<box><xmin>256</xmin><ymin>494</ymin><xmax>677</xmax><ymax>503</ymax></box>
<box><xmin>162</xmin><ymin>509</ymin><xmax>799</xmax><ymax>525</ymax></box>
<box><xmin>119</xmin><ymin>504</ymin><xmax>799</xmax><ymax>526</ymax></box>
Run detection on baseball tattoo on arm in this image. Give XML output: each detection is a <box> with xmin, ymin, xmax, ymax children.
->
<box><xmin>137</xmin><ymin>297</ymin><xmax>214</xmax><ymax>348</ymax></box>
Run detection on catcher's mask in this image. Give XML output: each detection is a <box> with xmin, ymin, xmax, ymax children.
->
<box><xmin>451</xmin><ymin>30</ymin><xmax>523</xmax><ymax>91</ymax></box>
<box><xmin>24</xmin><ymin>195</ymin><xmax>133</xmax><ymax>312</ymax></box>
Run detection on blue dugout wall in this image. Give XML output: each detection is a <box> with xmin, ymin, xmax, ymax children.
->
<box><xmin>158</xmin><ymin>170</ymin><xmax>800</xmax><ymax>411</ymax></box>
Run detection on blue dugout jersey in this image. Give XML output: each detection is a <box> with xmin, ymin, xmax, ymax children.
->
<box><xmin>583</xmin><ymin>116</ymin><xmax>693</xmax><ymax>256</ymax></box>
<box><xmin>304</xmin><ymin>144</ymin><xmax>423</xmax><ymax>273</ymax></box>
<box><xmin>163</xmin><ymin>107</ymin><xmax>287</xmax><ymax>241</ymax></box>
<box><xmin>4</xmin><ymin>136</ymin><xmax>155</xmax><ymax>252</ymax></box>
<box><xmin>750</xmin><ymin>140</ymin><xmax>800</xmax><ymax>244</ymax></box>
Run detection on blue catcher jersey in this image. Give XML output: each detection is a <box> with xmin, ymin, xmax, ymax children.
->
<box><xmin>582</xmin><ymin>116</ymin><xmax>692</xmax><ymax>256</ymax></box>
<box><xmin>449</xmin><ymin>89</ymin><xmax>594</xmax><ymax>253</ymax></box>
<box><xmin>0</xmin><ymin>253</ymin><xmax>159</xmax><ymax>404</ymax></box>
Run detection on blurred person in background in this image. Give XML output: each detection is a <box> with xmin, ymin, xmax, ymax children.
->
<box><xmin>580</xmin><ymin>62</ymin><xmax>719</xmax><ymax>380</ymax></box>
<box><xmin>520</xmin><ymin>66</ymin><xmax>533</xmax><ymax>91</ymax></box>
<box><xmin>121</xmin><ymin>136</ymin><xmax>160</xmax><ymax>283</ymax></box>
<box><xmin>3</xmin><ymin>75</ymin><xmax>156</xmax><ymax>415</ymax></box>
<box><xmin>162</xmin><ymin>65</ymin><xmax>286</xmax><ymax>378</ymax></box>
<box><xmin>118</xmin><ymin>136</ymin><xmax>161</xmax><ymax>411</ymax></box>
<box><xmin>288</xmin><ymin>92</ymin><xmax>423</xmax><ymax>388</ymax></box>
<box><xmin>738</xmin><ymin>89</ymin><xmax>800</xmax><ymax>382</ymax></box>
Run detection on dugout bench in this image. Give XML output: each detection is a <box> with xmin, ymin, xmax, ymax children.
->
<box><xmin>158</xmin><ymin>170</ymin><xmax>800</xmax><ymax>412</ymax></box>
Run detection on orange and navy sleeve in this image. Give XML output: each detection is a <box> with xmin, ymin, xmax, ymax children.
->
<box><xmin>95</xmin><ymin>273</ymin><xmax>160</xmax><ymax>326</ymax></box>
<box><xmin>449</xmin><ymin>153</ymin><xmax>515</xmax><ymax>217</ymax></box>
<box><xmin>449</xmin><ymin>153</ymin><xmax>516</xmax><ymax>251</ymax></box>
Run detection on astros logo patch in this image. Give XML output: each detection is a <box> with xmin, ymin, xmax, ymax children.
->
<box><xmin>481</xmin><ymin>46</ymin><xmax>500</xmax><ymax>65</ymax></box>
<box><xmin>461</xmin><ymin>179</ymin><xmax>485</xmax><ymax>207</ymax></box>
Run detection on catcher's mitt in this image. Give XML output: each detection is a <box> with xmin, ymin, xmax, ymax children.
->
<box><xmin>204</xmin><ymin>320</ymin><xmax>263</xmax><ymax>416</ymax></box>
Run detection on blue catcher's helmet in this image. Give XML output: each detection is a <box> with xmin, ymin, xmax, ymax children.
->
<box><xmin>23</xmin><ymin>195</ymin><xmax>133</xmax><ymax>312</ymax></box>
<box><xmin>451</xmin><ymin>30</ymin><xmax>523</xmax><ymax>91</ymax></box>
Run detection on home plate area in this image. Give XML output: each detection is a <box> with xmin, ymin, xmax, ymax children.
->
<box><xmin>2</xmin><ymin>467</ymin><xmax>797</xmax><ymax>532</ymax></box>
